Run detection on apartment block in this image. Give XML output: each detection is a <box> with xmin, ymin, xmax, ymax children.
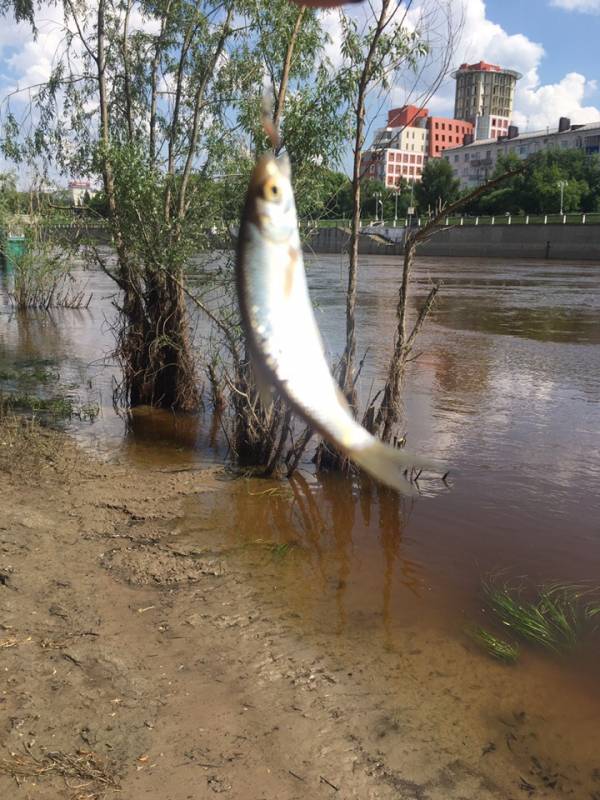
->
<box><xmin>453</xmin><ymin>61</ymin><xmax>521</xmax><ymax>140</ymax></box>
<box><xmin>362</xmin><ymin>106</ymin><xmax>474</xmax><ymax>188</ymax></box>
<box><xmin>444</xmin><ymin>117</ymin><xmax>600</xmax><ymax>187</ymax></box>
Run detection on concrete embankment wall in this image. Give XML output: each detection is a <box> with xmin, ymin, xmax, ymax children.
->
<box><xmin>46</xmin><ymin>225</ymin><xmax>113</xmax><ymax>245</ymax></box>
<box><xmin>306</xmin><ymin>225</ymin><xmax>600</xmax><ymax>261</ymax></box>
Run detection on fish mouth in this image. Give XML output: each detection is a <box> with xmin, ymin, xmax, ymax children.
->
<box><xmin>251</xmin><ymin>152</ymin><xmax>290</xmax><ymax>187</ymax></box>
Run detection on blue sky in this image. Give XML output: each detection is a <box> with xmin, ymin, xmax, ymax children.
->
<box><xmin>1</xmin><ymin>0</ymin><xmax>599</xmax><ymax>183</ymax></box>
<box><xmin>485</xmin><ymin>0</ymin><xmax>598</xmax><ymax>88</ymax></box>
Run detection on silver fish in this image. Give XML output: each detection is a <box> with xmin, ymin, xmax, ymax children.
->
<box><xmin>235</xmin><ymin>152</ymin><xmax>438</xmax><ymax>494</ymax></box>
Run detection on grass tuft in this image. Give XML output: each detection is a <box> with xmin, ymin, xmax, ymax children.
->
<box><xmin>251</xmin><ymin>539</ymin><xmax>298</xmax><ymax>560</ymax></box>
<box><xmin>468</xmin><ymin>627</ymin><xmax>519</xmax><ymax>663</ymax></box>
<box><xmin>482</xmin><ymin>578</ymin><xmax>600</xmax><ymax>654</ymax></box>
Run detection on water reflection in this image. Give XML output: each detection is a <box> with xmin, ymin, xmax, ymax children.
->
<box><xmin>192</xmin><ymin>472</ymin><xmax>427</xmax><ymax>638</ymax></box>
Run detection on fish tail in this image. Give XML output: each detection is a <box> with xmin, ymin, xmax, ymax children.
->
<box><xmin>351</xmin><ymin>438</ymin><xmax>444</xmax><ymax>495</ymax></box>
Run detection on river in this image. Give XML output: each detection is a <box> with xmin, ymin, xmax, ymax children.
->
<box><xmin>1</xmin><ymin>252</ymin><xmax>600</xmax><ymax>796</ymax></box>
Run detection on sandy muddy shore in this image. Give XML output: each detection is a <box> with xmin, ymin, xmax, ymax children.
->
<box><xmin>1</xmin><ymin>417</ymin><xmax>599</xmax><ymax>800</ymax></box>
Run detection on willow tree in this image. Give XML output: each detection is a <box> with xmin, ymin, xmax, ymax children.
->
<box><xmin>2</xmin><ymin>0</ymin><xmax>258</xmax><ymax>410</ymax></box>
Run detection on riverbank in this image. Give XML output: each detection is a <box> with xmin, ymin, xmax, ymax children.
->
<box><xmin>2</xmin><ymin>416</ymin><xmax>599</xmax><ymax>799</ymax></box>
<box><xmin>305</xmin><ymin>223</ymin><xmax>600</xmax><ymax>260</ymax></box>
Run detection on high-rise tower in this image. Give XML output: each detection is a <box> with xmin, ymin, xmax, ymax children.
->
<box><xmin>452</xmin><ymin>61</ymin><xmax>521</xmax><ymax>140</ymax></box>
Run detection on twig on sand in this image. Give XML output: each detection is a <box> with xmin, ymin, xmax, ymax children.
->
<box><xmin>320</xmin><ymin>774</ymin><xmax>340</xmax><ymax>791</ymax></box>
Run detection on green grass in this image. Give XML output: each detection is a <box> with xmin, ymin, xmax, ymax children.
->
<box><xmin>469</xmin><ymin>627</ymin><xmax>519</xmax><ymax>664</ymax></box>
<box><xmin>0</xmin><ymin>362</ymin><xmax>59</xmax><ymax>385</ymax></box>
<box><xmin>251</xmin><ymin>539</ymin><xmax>298</xmax><ymax>561</ymax></box>
<box><xmin>482</xmin><ymin>579</ymin><xmax>600</xmax><ymax>654</ymax></box>
<box><xmin>1</xmin><ymin>392</ymin><xmax>74</xmax><ymax>419</ymax></box>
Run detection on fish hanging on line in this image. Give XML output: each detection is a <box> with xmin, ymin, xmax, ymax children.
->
<box><xmin>235</xmin><ymin>124</ymin><xmax>442</xmax><ymax>495</ymax></box>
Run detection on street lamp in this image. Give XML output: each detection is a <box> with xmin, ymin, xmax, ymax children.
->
<box><xmin>374</xmin><ymin>191</ymin><xmax>381</xmax><ymax>222</ymax></box>
<box><xmin>557</xmin><ymin>180</ymin><xmax>568</xmax><ymax>215</ymax></box>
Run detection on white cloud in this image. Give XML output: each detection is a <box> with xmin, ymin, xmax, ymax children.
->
<box><xmin>550</xmin><ymin>0</ymin><xmax>600</xmax><ymax>13</ymax></box>
<box><xmin>1</xmin><ymin>5</ymin><xmax>68</xmax><ymax>101</ymax></box>
<box><xmin>513</xmin><ymin>72</ymin><xmax>600</xmax><ymax>129</ymax></box>
<box><xmin>405</xmin><ymin>0</ymin><xmax>600</xmax><ymax>132</ymax></box>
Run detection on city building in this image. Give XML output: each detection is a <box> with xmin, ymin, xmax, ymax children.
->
<box><xmin>444</xmin><ymin>117</ymin><xmax>600</xmax><ymax>187</ymax></box>
<box><xmin>362</xmin><ymin>106</ymin><xmax>474</xmax><ymax>188</ymax></box>
<box><xmin>67</xmin><ymin>179</ymin><xmax>97</xmax><ymax>206</ymax></box>
<box><xmin>362</xmin><ymin>60</ymin><xmax>523</xmax><ymax>188</ymax></box>
<box><xmin>452</xmin><ymin>61</ymin><xmax>521</xmax><ymax>141</ymax></box>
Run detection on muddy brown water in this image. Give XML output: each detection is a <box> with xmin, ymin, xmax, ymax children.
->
<box><xmin>2</xmin><ymin>253</ymin><xmax>600</xmax><ymax>794</ymax></box>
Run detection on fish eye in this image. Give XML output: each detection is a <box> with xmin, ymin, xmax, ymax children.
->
<box><xmin>262</xmin><ymin>177</ymin><xmax>283</xmax><ymax>203</ymax></box>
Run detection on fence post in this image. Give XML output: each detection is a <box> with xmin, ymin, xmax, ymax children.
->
<box><xmin>491</xmin><ymin>216</ymin><xmax>495</xmax><ymax>225</ymax></box>
<box><xmin>460</xmin><ymin>216</ymin><xmax>464</xmax><ymax>226</ymax></box>
<box><xmin>563</xmin><ymin>214</ymin><xmax>566</xmax><ymax>224</ymax></box>
<box><xmin>507</xmin><ymin>215</ymin><xmax>511</xmax><ymax>225</ymax></box>
<box><xmin>475</xmin><ymin>216</ymin><xmax>479</xmax><ymax>225</ymax></box>
<box><xmin>525</xmin><ymin>215</ymin><xmax>529</xmax><ymax>225</ymax></box>
<box><xmin>544</xmin><ymin>215</ymin><xmax>548</xmax><ymax>224</ymax></box>
<box><xmin>582</xmin><ymin>214</ymin><xmax>586</xmax><ymax>224</ymax></box>
<box><xmin>445</xmin><ymin>217</ymin><xmax>449</xmax><ymax>225</ymax></box>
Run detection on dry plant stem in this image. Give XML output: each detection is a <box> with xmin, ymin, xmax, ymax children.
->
<box><xmin>273</xmin><ymin>6</ymin><xmax>306</xmax><ymax>137</ymax></box>
<box><xmin>371</xmin><ymin>165</ymin><xmax>526</xmax><ymax>440</ymax></box>
<box><xmin>265</xmin><ymin>406</ymin><xmax>293</xmax><ymax>476</ymax></box>
<box><xmin>339</xmin><ymin>0</ymin><xmax>396</xmax><ymax>403</ymax></box>
<box><xmin>286</xmin><ymin>425</ymin><xmax>314</xmax><ymax>477</ymax></box>
<box><xmin>176</xmin><ymin>5</ymin><xmax>235</xmax><ymax>223</ymax></box>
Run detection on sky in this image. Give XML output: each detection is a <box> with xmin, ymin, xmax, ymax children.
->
<box><xmin>0</xmin><ymin>0</ymin><xmax>599</xmax><ymax>181</ymax></box>
<box><xmin>375</xmin><ymin>0</ymin><xmax>600</xmax><ymax>134</ymax></box>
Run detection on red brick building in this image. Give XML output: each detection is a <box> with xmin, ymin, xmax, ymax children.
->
<box><xmin>362</xmin><ymin>106</ymin><xmax>474</xmax><ymax>188</ymax></box>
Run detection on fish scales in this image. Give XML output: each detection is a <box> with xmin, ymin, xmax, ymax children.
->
<box><xmin>236</xmin><ymin>152</ymin><xmax>441</xmax><ymax>493</ymax></box>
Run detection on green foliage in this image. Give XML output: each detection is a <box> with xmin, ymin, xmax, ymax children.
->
<box><xmin>235</xmin><ymin>0</ymin><xmax>351</xmax><ymax>221</ymax></box>
<box><xmin>0</xmin><ymin>0</ymin><xmax>35</xmax><ymax>26</ymax></box>
<box><xmin>466</xmin><ymin>150</ymin><xmax>600</xmax><ymax>214</ymax></box>
<box><xmin>85</xmin><ymin>191</ymin><xmax>109</xmax><ymax>219</ymax></box>
<box><xmin>337</xmin><ymin>9</ymin><xmax>427</xmax><ymax>96</ymax></box>
<box><xmin>8</xmin><ymin>223</ymin><xmax>82</xmax><ymax>309</ymax></box>
<box><xmin>361</xmin><ymin>178</ymin><xmax>413</xmax><ymax>220</ymax></box>
<box><xmin>414</xmin><ymin>158</ymin><xmax>460</xmax><ymax>213</ymax></box>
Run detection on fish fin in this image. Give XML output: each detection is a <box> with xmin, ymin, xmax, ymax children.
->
<box><xmin>350</xmin><ymin>438</ymin><xmax>446</xmax><ymax>496</ymax></box>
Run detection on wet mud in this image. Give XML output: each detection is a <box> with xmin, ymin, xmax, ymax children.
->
<box><xmin>1</xmin><ymin>419</ymin><xmax>599</xmax><ymax>799</ymax></box>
